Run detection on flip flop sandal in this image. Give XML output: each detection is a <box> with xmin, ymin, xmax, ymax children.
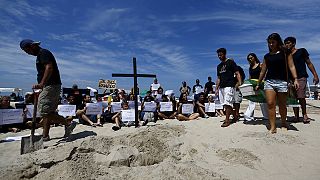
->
<box><xmin>303</xmin><ymin>118</ymin><xmax>311</xmax><ymax>124</ymax></box>
<box><xmin>221</xmin><ymin>121</ymin><xmax>230</xmax><ymax>127</ymax></box>
<box><xmin>96</xmin><ymin>123</ymin><xmax>103</xmax><ymax>127</ymax></box>
<box><xmin>112</xmin><ymin>126</ymin><xmax>121</xmax><ymax>131</ymax></box>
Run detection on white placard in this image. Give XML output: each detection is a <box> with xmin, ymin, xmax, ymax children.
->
<box><xmin>195</xmin><ymin>86</ymin><xmax>203</xmax><ymax>94</ymax></box>
<box><xmin>121</xmin><ymin>109</ymin><xmax>135</xmax><ymax>122</ymax></box>
<box><xmin>0</xmin><ymin>109</ymin><xmax>24</xmax><ymax>125</ymax></box>
<box><xmin>205</xmin><ymin>103</ymin><xmax>215</xmax><ymax>112</ymax></box>
<box><xmin>86</xmin><ymin>103</ymin><xmax>102</xmax><ymax>115</ymax></box>
<box><xmin>160</xmin><ymin>102</ymin><xmax>173</xmax><ymax>112</ymax></box>
<box><xmin>25</xmin><ymin>105</ymin><xmax>41</xmax><ymax>118</ymax></box>
<box><xmin>165</xmin><ymin>90</ymin><xmax>174</xmax><ymax>96</ymax></box>
<box><xmin>151</xmin><ymin>83</ymin><xmax>160</xmax><ymax>91</ymax></box>
<box><xmin>215</xmin><ymin>100</ymin><xmax>223</xmax><ymax>110</ymax></box>
<box><xmin>143</xmin><ymin>102</ymin><xmax>157</xmax><ymax>112</ymax></box>
<box><xmin>111</xmin><ymin>102</ymin><xmax>122</xmax><ymax>113</ymax></box>
<box><xmin>182</xmin><ymin>104</ymin><xmax>194</xmax><ymax>114</ymax></box>
<box><xmin>128</xmin><ymin>101</ymin><xmax>142</xmax><ymax>110</ymax></box>
<box><xmin>156</xmin><ymin>94</ymin><xmax>162</xmax><ymax>101</ymax></box>
<box><xmin>57</xmin><ymin>105</ymin><xmax>76</xmax><ymax>117</ymax></box>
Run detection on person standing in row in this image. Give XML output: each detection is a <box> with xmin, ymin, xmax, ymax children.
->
<box><xmin>204</xmin><ymin>76</ymin><xmax>215</xmax><ymax>96</ymax></box>
<box><xmin>243</xmin><ymin>53</ymin><xmax>268</xmax><ymax>122</ymax></box>
<box><xmin>216</xmin><ymin>48</ymin><xmax>242</xmax><ymax>127</ymax></box>
<box><xmin>256</xmin><ymin>33</ymin><xmax>299</xmax><ymax>134</ymax></box>
<box><xmin>284</xmin><ymin>36</ymin><xmax>319</xmax><ymax>124</ymax></box>
<box><xmin>20</xmin><ymin>39</ymin><xmax>76</xmax><ymax>141</ymax></box>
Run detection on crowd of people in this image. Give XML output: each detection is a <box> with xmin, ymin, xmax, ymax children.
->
<box><xmin>0</xmin><ymin>32</ymin><xmax>318</xmax><ymax>140</ymax></box>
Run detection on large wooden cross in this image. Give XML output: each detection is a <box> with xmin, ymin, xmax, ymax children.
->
<box><xmin>112</xmin><ymin>57</ymin><xmax>156</xmax><ymax>127</ymax></box>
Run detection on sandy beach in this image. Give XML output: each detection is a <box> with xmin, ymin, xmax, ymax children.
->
<box><xmin>0</xmin><ymin>99</ymin><xmax>320</xmax><ymax>180</ymax></box>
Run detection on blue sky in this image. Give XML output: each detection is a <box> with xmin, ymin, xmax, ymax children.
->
<box><xmin>1</xmin><ymin>0</ymin><xmax>320</xmax><ymax>95</ymax></box>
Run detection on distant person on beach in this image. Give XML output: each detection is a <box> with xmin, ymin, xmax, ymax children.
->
<box><xmin>195</xmin><ymin>92</ymin><xmax>209</xmax><ymax>118</ymax></box>
<box><xmin>176</xmin><ymin>92</ymin><xmax>200</xmax><ymax>121</ymax></box>
<box><xmin>76</xmin><ymin>94</ymin><xmax>101</xmax><ymax>127</ymax></box>
<box><xmin>216</xmin><ymin>48</ymin><xmax>242</xmax><ymax>127</ymax></box>
<box><xmin>204</xmin><ymin>76</ymin><xmax>215</xmax><ymax>96</ymax></box>
<box><xmin>232</xmin><ymin>65</ymin><xmax>245</xmax><ymax>122</ymax></box>
<box><xmin>284</xmin><ymin>36</ymin><xmax>319</xmax><ymax>124</ymax></box>
<box><xmin>0</xmin><ymin>96</ymin><xmax>21</xmax><ymax>133</ymax></box>
<box><xmin>192</xmin><ymin>79</ymin><xmax>203</xmax><ymax>101</ymax></box>
<box><xmin>179</xmin><ymin>81</ymin><xmax>191</xmax><ymax>96</ymax></box>
<box><xmin>243</xmin><ymin>53</ymin><xmax>268</xmax><ymax>122</ymax></box>
<box><xmin>157</xmin><ymin>94</ymin><xmax>177</xmax><ymax>120</ymax></box>
<box><xmin>150</xmin><ymin>78</ymin><xmax>161</xmax><ymax>96</ymax></box>
<box><xmin>20</xmin><ymin>39</ymin><xmax>76</xmax><ymax>141</ymax></box>
<box><xmin>111</xmin><ymin>100</ymin><xmax>130</xmax><ymax>131</ymax></box>
<box><xmin>256</xmin><ymin>33</ymin><xmax>299</xmax><ymax>134</ymax></box>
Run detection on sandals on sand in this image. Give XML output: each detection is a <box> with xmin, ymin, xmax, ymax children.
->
<box><xmin>112</xmin><ymin>126</ymin><xmax>121</xmax><ymax>131</ymax></box>
<box><xmin>303</xmin><ymin>117</ymin><xmax>311</xmax><ymax>124</ymax></box>
<box><xmin>221</xmin><ymin>121</ymin><xmax>230</xmax><ymax>127</ymax></box>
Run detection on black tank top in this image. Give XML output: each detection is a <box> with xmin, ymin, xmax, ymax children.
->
<box><xmin>264</xmin><ymin>51</ymin><xmax>287</xmax><ymax>81</ymax></box>
<box><xmin>249</xmin><ymin>63</ymin><xmax>261</xmax><ymax>79</ymax></box>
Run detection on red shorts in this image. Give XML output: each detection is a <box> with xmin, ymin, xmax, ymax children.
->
<box><xmin>295</xmin><ymin>78</ymin><xmax>307</xmax><ymax>98</ymax></box>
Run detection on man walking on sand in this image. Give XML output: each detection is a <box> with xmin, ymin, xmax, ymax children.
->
<box><xmin>215</xmin><ymin>48</ymin><xmax>242</xmax><ymax>127</ymax></box>
<box><xmin>284</xmin><ymin>37</ymin><xmax>319</xmax><ymax>124</ymax></box>
<box><xmin>20</xmin><ymin>39</ymin><xmax>76</xmax><ymax>141</ymax></box>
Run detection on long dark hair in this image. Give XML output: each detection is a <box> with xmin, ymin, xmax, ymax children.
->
<box><xmin>247</xmin><ymin>53</ymin><xmax>260</xmax><ymax>68</ymax></box>
<box><xmin>267</xmin><ymin>33</ymin><xmax>284</xmax><ymax>53</ymax></box>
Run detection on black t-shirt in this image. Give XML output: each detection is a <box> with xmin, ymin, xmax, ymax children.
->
<box><xmin>249</xmin><ymin>63</ymin><xmax>261</xmax><ymax>79</ymax></box>
<box><xmin>236</xmin><ymin>65</ymin><xmax>245</xmax><ymax>82</ymax></box>
<box><xmin>217</xmin><ymin>59</ymin><xmax>238</xmax><ymax>88</ymax></box>
<box><xmin>264</xmin><ymin>51</ymin><xmax>287</xmax><ymax>81</ymax></box>
<box><xmin>36</xmin><ymin>48</ymin><xmax>62</xmax><ymax>86</ymax></box>
<box><xmin>292</xmin><ymin>48</ymin><xmax>309</xmax><ymax>79</ymax></box>
<box><xmin>204</xmin><ymin>81</ymin><xmax>215</xmax><ymax>93</ymax></box>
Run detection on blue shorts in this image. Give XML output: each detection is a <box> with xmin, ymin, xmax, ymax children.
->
<box><xmin>264</xmin><ymin>79</ymin><xmax>288</xmax><ymax>93</ymax></box>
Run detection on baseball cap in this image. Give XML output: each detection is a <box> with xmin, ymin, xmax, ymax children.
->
<box><xmin>20</xmin><ymin>39</ymin><xmax>40</xmax><ymax>49</ymax></box>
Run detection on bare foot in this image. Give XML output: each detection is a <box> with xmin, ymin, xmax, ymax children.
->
<box><xmin>281</xmin><ymin>122</ymin><xmax>288</xmax><ymax>130</ymax></box>
<box><xmin>269</xmin><ymin>128</ymin><xmax>277</xmax><ymax>134</ymax></box>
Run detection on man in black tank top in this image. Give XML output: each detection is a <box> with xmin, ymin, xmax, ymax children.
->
<box><xmin>285</xmin><ymin>37</ymin><xmax>319</xmax><ymax>123</ymax></box>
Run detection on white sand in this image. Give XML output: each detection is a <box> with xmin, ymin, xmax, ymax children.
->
<box><xmin>0</xmin><ymin>99</ymin><xmax>320</xmax><ymax>180</ymax></box>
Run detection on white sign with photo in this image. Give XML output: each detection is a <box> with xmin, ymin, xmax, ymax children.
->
<box><xmin>111</xmin><ymin>102</ymin><xmax>122</xmax><ymax>113</ymax></box>
<box><xmin>195</xmin><ymin>86</ymin><xmax>203</xmax><ymax>94</ymax></box>
<box><xmin>86</xmin><ymin>103</ymin><xmax>102</xmax><ymax>115</ymax></box>
<box><xmin>205</xmin><ymin>103</ymin><xmax>215</xmax><ymax>112</ymax></box>
<box><xmin>121</xmin><ymin>109</ymin><xmax>135</xmax><ymax>122</ymax></box>
<box><xmin>151</xmin><ymin>83</ymin><xmax>160</xmax><ymax>91</ymax></box>
<box><xmin>128</xmin><ymin>101</ymin><xmax>141</xmax><ymax>110</ymax></box>
<box><xmin>25</xmin><ymin>105</ymin><xmax>41</xmax><ymax>118</ymax></box>
<box><xmin>215</xmin><ymin>100</ymin><xmax>223</xmax><ymax>110</ymax></box>
<box><xmin>57</xmin><ymin>105</ymin><xmax>76</xmax><ymax>117</ymax></box>
<box><xmin>182</xmin><ymin>104</ymin><xmax>194</xmax><ymax>114</ymax></box>
<box><xmin>0</xmin><ymin>109</ymin><xmax>24</xmax><ymax>125</ymax></box>
<box><xmin>160</xmin><ymin>102</ymin><xmax>173</xmax><ymax>112</ymax></box>
<box><xmin>143</xmin><ymin>102</ymin><xmax>157</xmax><ymax>112</ymax></box>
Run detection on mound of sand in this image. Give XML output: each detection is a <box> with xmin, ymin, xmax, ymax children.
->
<box><xmin>1</xmin><ymin>99</ymin><xmax>320</xmax><ymax>180</ymax></box>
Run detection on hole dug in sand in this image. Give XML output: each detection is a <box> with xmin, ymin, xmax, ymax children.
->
<box><xmin>217</xmin><ymin>148</ymin><xmax>261</xmax><ymax>169</ymax></box>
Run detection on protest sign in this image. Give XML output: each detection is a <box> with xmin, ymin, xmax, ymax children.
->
<box><xmin>57</xmin><ymin>105</ymin><xmax>76</xmax><ymax>117</ymax></box>
<box><xmin>86</xmin><ymin>103</ymin><xmax>102</xmax><ymax>115</ymax></box>
<box><xmin>205</xmin><ymin>103</ymin><xmax>215</xmax><ymax>112</ymax></box>
<box><xmin>151</xmin><ymin>83</ymin><xmax>160</xmax><ymax>91</ymax></box>
<box><xmin>111</xmin><ymin>102</ymin><xmax>122</xmax><ymax>113</ymax></box>
<box><xmin>182</xmin><ymin>104</ymin><xmax>193</xmax><ymax>114</ymax></box>
<box><xmin>25</xmin><ymin>105</ymin><xmax>41</xmax><ymax>118</ymax></box>
<box><xmin>98</xmin><ymin>79</ymin><xmax>117</xmax><ymax>89</ymax></box>
<box><xmin>215</xmin><ymin>100</ymin><xmax>223</xmax><ymax>110</ymax></box>
<box><xmin>121</xmin><ymin>109</ymin><xmax>135</xmax><ymax>122</ymax></box>
<box><xmin>143</xmin><ymin>102</ymin><xmax>157</xmax><ymax>112</ymax></box>
<box><xmin>160</xmin><ymin>102</ymin><xmax>173</xmax><ymax>112</ymax></box>
<box><xmin>0</xmin><ymin>109</ymin><xmax>24</xmax><ymax>125</ymax></box>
